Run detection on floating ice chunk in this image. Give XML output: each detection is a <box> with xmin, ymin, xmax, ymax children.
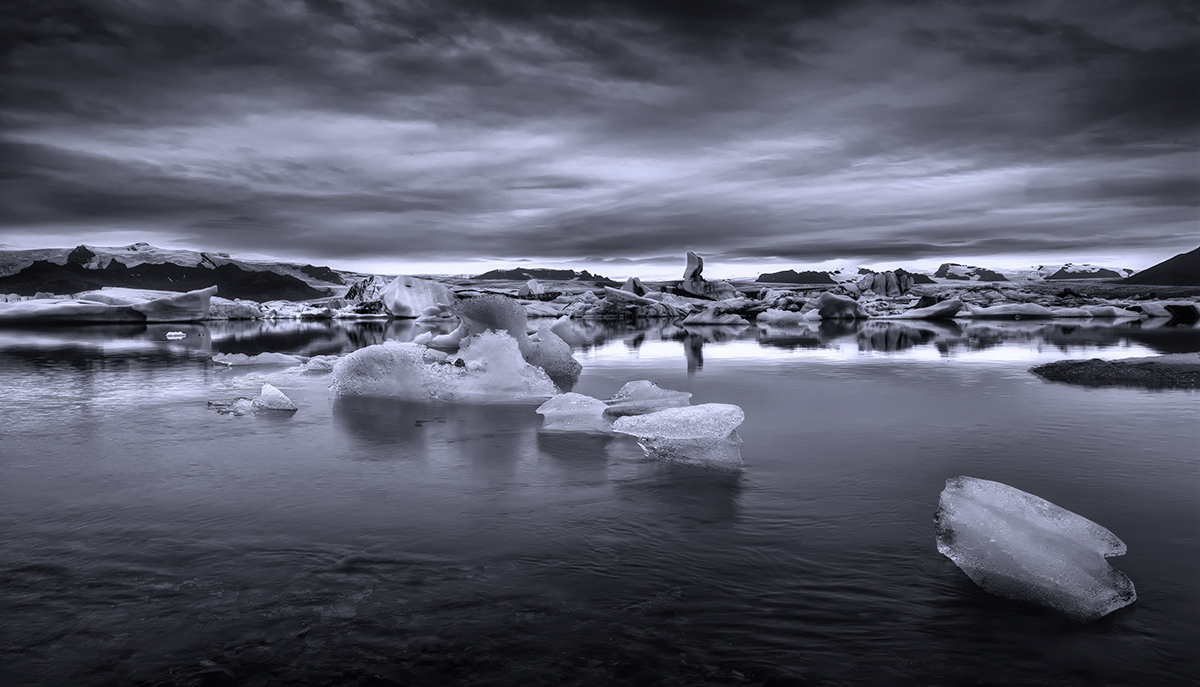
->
<box><xmin>603</xmin><ymin>380</ymin><xmax>692</xmax><ymax>418</ymax></box>
<box><xmin>549</xmin><ymin>315</ymin><xmax>586</xmax><ymax>347</ymax></box>
<box><xmin>330</xmin><ymin>331</ymin><xmax>556</xmax><ymax>402</ymax></box>
<box><xmin>612</xmin><ymin>404</ymin><xmax>745</xmax><ymax>470</ymax></box>
<box><xmin>452</xmin><ymin>294</ymin><xmax>530</xmax><ymax>342</ymax></box>
<box><xmin>1082</xmin><ymin>305</ymin><xmax>1139</xmax><ymax>318</ymax></box>
<box><xmin>1048</xmin><ymin>307</ymin><xmax>1092</xmax><ymax>317</ymax></box>
<box><xmin>527</xmin><ymin>321</ymin><xmax>582</xmax><ymax>390</ymax></box>
<box><xmin>934</xmin><ymin>476</ymin><xmax>1135</xmax><ymax>621</ymax></box>
<box><xmin>966</xmin><ymin>303</ymin><xmax>1056</xmax><ymax>319</ymax></box>
<box><xmin>815</xmin><ymin>292</ymin><xmax>868</xmax><ymax>319</ymax></box>
<box><xmin>208</xmin><ymin>398</ymin><xmax>252</xmax><ymax>415</ymax></box>
<box><xmin>518</xmin><ymin>279</ymin><xmax>544</xmax><ymax>297</ymax></box>
<box><xmin>377</xmin><ymin>275</ymin><xmax>456</xmax><ymax>318</ymax></box>
<box><xmin>300</xmin><ymin>354</ymin><xmax>340</xmax><ymax>372</ymax></box>
<box><xmin>681</xmin><ymin>306</ymin><xmax>750</xmax><ymax>326</ymax></box>
<box><xmin>535</xmin><ymin>393</ymin><xmax>611</xmax><ymax>432</ymax></box>
<box><xmin>253</xmin><ymin>383</ymin><xmax>298</xmax><ymax>411</ymax></box>
<box><xmin>756</xmin><ymin>308</ymin><xmax>821</xmax><ymax>325</ymax></box>
<box><xmin>165</xmin><ymin>331</ymin><xmax>187</xmax><ymax>339</ymax></box>
<box><xmin>212</xmin><ymin>352</ymin><xmax>306</xmax><ymax>366</ymax></box>
<box><xmin>886</xmin><ymin>298</ymin><xmax>964</xmax><ymax>320</ymax></box>
<box><xmin>416</xmin><ymin>303</ymin><xmax>457</xmax><ymax>322</ymax></box>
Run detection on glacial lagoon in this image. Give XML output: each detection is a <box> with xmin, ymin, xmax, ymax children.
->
<box><xmin>1</xmin><ymin>318</ymin><xmax>1197</xmax><ymax>685</ymax></box>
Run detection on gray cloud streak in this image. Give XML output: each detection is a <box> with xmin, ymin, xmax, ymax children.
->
<box><xmin>1</xmin><ymin>0</ymin><xmax>1196</xmax><ymax>267</ymax></box>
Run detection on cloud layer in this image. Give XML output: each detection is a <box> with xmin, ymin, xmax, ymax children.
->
<box><xmin>2</xmin><ymin>0</ymin><xmax>1196</xmax><ymax>268</ymax></box>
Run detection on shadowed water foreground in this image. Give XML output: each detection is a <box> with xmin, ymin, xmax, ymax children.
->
<box><xmin>1</xmin><ymin>319</ymin><xmax>1197</xmax><ymax>686</ymax></box>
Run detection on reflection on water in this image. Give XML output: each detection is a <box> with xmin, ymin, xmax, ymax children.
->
<box><xmin>2</xmin><ymin>317</ymin><xmax>1191</xmax><ymax>368</ymax></box>
<box><xmin>0</xmin><ymin>317</ymin><xmax>1197</xmax><ymax>685</ymax></box>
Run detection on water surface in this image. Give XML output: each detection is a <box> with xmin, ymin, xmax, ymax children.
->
<box><xmin>1</xmin><ymin>319</ymin><xmax>1197</xmax><ymax>686</ymax></box>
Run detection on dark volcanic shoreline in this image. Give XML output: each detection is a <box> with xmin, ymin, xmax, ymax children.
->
<box><xmin>1031</xmin><ymin>354</ymin><xmax>1200</xmax><ymax>389</ymax></box>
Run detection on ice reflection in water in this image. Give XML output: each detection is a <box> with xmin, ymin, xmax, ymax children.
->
<box><xmin>0</xmin><ymin>318</ymin><xmax>1197</xmax><ymax>685</ymax></box>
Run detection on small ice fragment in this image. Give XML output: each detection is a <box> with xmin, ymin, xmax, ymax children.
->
<box><xmin>934</xmin><ymin>476</ymin><xmax>1135</xmax><ymax>621</ymax></box>
<box><xmin>252</xmin><ymin>383</ymin><xmax>298</xmax><ymax>411</ymax></box>
<box><xmin>165</xmin><ymin>331</ymin><xmax>187</xmax><ymax>339</ymax></box>
<box><xmin>213</xmin><ymin>352</ymin><xmax>306</xmax><ymax>366</ymax></box>
<box><xmin>603</xmin><ymin>380</ymin><xmax>692</xmax><ymax>418</ymax></box>
<box><xmin>612</xmin><ymin>403</ymin><xmax>745</xmax><ymax>470</ymax></box>
<box><xmin>300</xmin><ymin>355</ymin><xmax>340</xmax><ymax>372</ymax></box>
<box><xmin>536</xmin><ymin>393</ymin><xmax>611</xmax><ymax>432</ymax></box>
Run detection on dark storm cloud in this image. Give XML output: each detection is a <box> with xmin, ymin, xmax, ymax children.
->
<box><xmin>1</xmin><ymin>0</ymin><xmax>1196</xmax><ymax>267</ymax></box>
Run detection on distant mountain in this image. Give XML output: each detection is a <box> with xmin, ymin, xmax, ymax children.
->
<box><xmin>473</xmin><ymin>267</ymin><xmax>618</xmax><ymax>284</ymax></box>
<box><xmin>0</xmin><ymin>243</ymin><xmax>353</xmax><ymax>294</ymax></box>
<box><xmin>933</xmin><ymin>263</ymin><xmax>1008</xmax><ymax>282</ymax></box>
<box><xmin>1043</xmin><ymin>265</ymin><xmax>1128</xmax><ymax>280</ymax></box>
<box><xmin>0</xmin><ymin>258</ymin><xmax>329</xmax><ymax>302</ymax></box>
<box><xmin>1122</xmin><ymin>246</ymin><xmax>1200</xmax><ymax>286</ymax></box>
<box><xmin>756</xmin><ymin>269</ymin><xmax>836</xmax><ymax>284</ymax></box>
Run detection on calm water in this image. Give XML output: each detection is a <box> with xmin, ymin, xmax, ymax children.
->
<box><xmin>1</xmin><ymin>318</ymin><xmax>1197</xmax><ymax>686</ymax></box>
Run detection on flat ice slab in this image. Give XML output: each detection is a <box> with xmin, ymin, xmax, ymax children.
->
<box><xmin>603</xmin><ymin>380</ymin><xmax>692</xmax><ymax>418</ymax></box>
<box><xmin>935</xmin><ymin>476</ymin><xmax>1135</xmax><ymax>621</ymax></box>
<box><xmin>213</xmin><ymin>352</ymin><xmax>306</xmax><ymax>366</ymax></box>
<box><xmin>535</xmin><ymin>393</ymin><xmax>612</xmax><ymax>432</ymax></box>
<box><xmin>613</xmin><ymin>403</ymin><xmax>745</xmax><ymax>470</ymax></box>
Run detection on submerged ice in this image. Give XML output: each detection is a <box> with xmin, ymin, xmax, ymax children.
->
<box><xmin>934</xmin><ymin>476</ymin><xmax>1135</xmax><ymax>622</ymax></box>
<box><xmin>612</xmin><ymin>404</ymin><xmax>745</xmax><ymax>470</ymax></box>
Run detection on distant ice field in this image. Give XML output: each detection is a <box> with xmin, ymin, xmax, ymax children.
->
<box><xmin>0</xmin><ymin>319</ymin><xmax>1197</xmax><ymax>686</ymax></box>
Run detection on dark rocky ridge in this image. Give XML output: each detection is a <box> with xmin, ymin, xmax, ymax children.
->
<box><xmin>473</xmin><ymin>267</ymin><xmax>618</xmax><ymax>285</ymax></box>
<box><xmin>756</xmin><ymin>269</ymin><xmax>836</xmax><ymax>284</ymax></box>
<box><xmin>1123</xmin><ymin>246</ymin><xmax>1200</xmax><ymax>286</ymax></box>
<box><xmin>299</xmin><ymin>264</ymin><xmax>345</xmax><ymax>284</ymax></box>
<box><xmin>934</xmin><ymin>263</ymin><xmax>1008</xmax><ymax>281</ymax></box>
<box><xmin>0</xmin><ymin>260</ymin><xmax>328</xmax><ymax>302</ymax></box>
<box><xmin>1045</xmin><ymin>267</ymin><xmax>1123</xmax><ymax>280</ymax></box>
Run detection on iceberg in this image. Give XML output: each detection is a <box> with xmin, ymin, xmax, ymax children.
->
<box><xmin>756</xmin><ymin>308</ymin><xmax>820</xmax><ymax>325</ymax></box>
<box><xmin>299</xmin><ymin>354</ymin><xmax>340</xmax><ymax>372</ymax></box>
<box><xmin>681</xmin><ymin>306</ymin><xmax>750</xmax><ymax>326</ymax></box>
<box><xmin>252</xmin><ymin>383</ymin><xmax>298</xmax><ymax>411</ymax></box>
<box><xmin>814</xmin><ymin>292</ymin><xmax>868</xmax><ymax>319</ymax></box>
<box><xmin>330</xmin><ymin>331</ymin><xmax>557</xmax><ymax>402</ymax></box>
<box><xmin>377</xmin><ymin>275</ymin><xmax>457</xmax><ymax>318</ymax></box>
<box><xmin>208</xmin><ymin>296</ymin><xmax>263</xmax><ymax>319</ymax></box>
<box><xmin>603</xmin><ymin>380</ymin><xmax>692</xmax><ymax>418</ymax></box>
<box><xmin>1082</xmin><ymin>305</ymin><xmax>1139</xmax><ymax>318</ymax></box>
<box><xmin>212</xmin><ymin>352</ymin><xmax>306</xmax><ymax>366</ymax></box>
<box><xmin>0</xmin><ymin>286</ymin><xmax>215</xmax><ymax>323</ymax></box>
<box><xmin>885</xmin><ymin>298</ymin><xmax>964</xmax><ymax>320</ymax></box>
<box><xmin>612</xmin><ymin>404</ymin><xmax>745</xmax><ymax>470</ymax></box>
<box><xmin>934</xmin><ymin>476</ymin><xmax>1136</xmax><ymax>622</ymax></box>
<box><xmin>535</xmin><ymin>393</ymin><xmax>612</xmax><ymax>432</ymax></box>
<box><xmin>966</xmin><ymin>303</ymin><xmax>1056</xmax><ymax>319</ymax></box>
<box><xmin>527</xmin><ymin>321</ymin><xmax>582</xmax><ymax>390</ymax></box>
<box><xmin>518</xmin><ymin>279</ymin><xmax>544</xmax><ymax>297</ymax></box>
<box><xmin>452</xmin><ymin>293</ymin><xmax>580</xmax><ymax>387</ymax></box>
<box><xmin>452</xmin><ymin>293</ymin><xmax>530</xmax><ymax>342</ymax></box>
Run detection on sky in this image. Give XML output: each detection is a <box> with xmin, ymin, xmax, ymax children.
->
<box><xmin>1</xmin><ymin>0</ymin><xmax>1196</xmax><ymax>279</ymax></box>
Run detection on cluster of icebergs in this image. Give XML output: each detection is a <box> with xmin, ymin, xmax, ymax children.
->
<box><xmin>3</xmin><ymin>249</ymin><xmax>1197</xmax><ymax>328</ymax></box>
<box><xmin>536</xmin><ymin>381</ymin><xmax>745</xmax><ymax>470</ymax></box>
<box><xmin>198</xmin><ymin>293</ymin><xmax>1143</xmax><ymax>623</ymax></box>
